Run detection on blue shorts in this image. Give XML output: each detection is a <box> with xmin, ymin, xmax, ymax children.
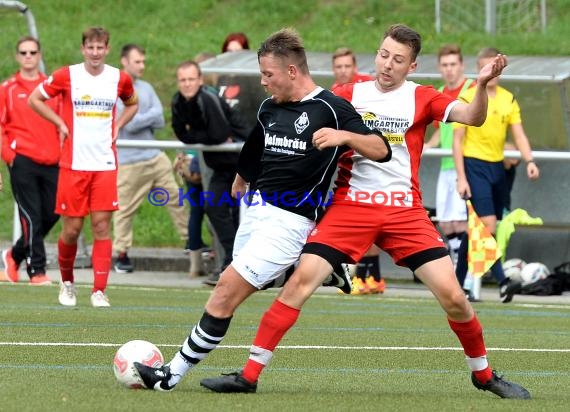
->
<box><xmin>464</xmin><ymin>157</ymin><xmax>506</xmax><ymax>220</ymax></box>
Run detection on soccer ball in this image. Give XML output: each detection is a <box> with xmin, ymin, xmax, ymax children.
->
<box><xmin>113</xmin><ymin>340</ymin><xmax>164</xmax><ymax>389</ymax></box>
<box><xmin>520</xmin><ymin>262</ymin><xmax>550</xmax><ymax>287</ymax></box>
<box><xmin>503</xmin><ymin>258</ymin><xmax>526</xmax><ymax>284</ymax></box>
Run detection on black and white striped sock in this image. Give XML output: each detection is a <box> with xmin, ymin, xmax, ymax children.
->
<box><xmin>168</xmin><ymin>311</ymin><xmax>232</xmax><ymax>386</ymax></box>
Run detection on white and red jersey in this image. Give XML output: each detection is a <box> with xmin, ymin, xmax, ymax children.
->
<box><xmin>39</xmin><ymin>63</ymin><xmax>136</xmax><ymax>171</ymax></box>
<box><xmin>333</xmin><ymin>80</ymin><xmax>458</xmax><ymax>207</ymax></box>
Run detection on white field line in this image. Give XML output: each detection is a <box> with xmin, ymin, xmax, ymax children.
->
<box><xmin>52</xmin><ymin>284</ymin><xmax>569</xmax><ymax>309</ymax></box>
<box><xmin>1</xmin><ymin>342</ymin><xmax>569</xmax><ymax>352</ymax></box>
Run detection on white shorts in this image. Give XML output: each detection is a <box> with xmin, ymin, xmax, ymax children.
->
<box><xmin>435</xmin><ymin>169</ymin><xmax>467</xmax><ymax>222</ymax></box>
<box><xmin>232</xmin><ymin>192</ymin><xmax>316</xmax><ymax>289</ymax></box>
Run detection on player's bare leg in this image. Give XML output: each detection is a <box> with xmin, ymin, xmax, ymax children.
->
<box><xmin>415</xmin><ymin>256</ymin><xmax>530</xmax><ymax>399</ymax></box>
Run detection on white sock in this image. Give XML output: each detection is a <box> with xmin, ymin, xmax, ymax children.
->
<box><xmin>465</xmin><ymin>355</ymin><xmax>488</xmax><ymax>371</ymax></box>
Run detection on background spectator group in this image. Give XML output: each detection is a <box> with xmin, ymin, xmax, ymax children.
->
<box><xmin>0</xmin><ymin>30</ymin><xmax>256</xmax><ymax>302</ymax></box>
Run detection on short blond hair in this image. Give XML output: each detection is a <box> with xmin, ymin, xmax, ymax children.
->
<box><xmin>82</xmin><ymin>27</ymin><xmax>110</xmax><ymax>45</ymax></box>
<box><xmin>332</xmin><ymin>47</ymin><xmax>356</xmax><ymax>65</ymax></box>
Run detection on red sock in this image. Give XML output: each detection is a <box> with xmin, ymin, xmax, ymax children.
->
<box><xmin>92</xmin><ymin>239</ymin><xmax>112</xmax><ymax>293</ymax></box>
<box><xmin>58</xmin><ymin>238</ymin><xmax>77</xmax><ymax>283</ymax></box>
<box><xmin>242</xmin><ymin>299</ymin><xmax>300</xmax><ymax>383</ymax></box>
<box><xmin>448</xmin><ymin>315</ymin><xmax>493</xmax><ymax>383</ymax></box>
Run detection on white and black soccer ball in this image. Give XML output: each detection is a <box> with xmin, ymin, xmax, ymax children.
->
<box><xmin>113</xmin><ymin>340</ymin><xmax>164</xmax><ymax>389</ymax></box>
<box><xmin>503</xmin><ymin>258</ymin><xmax>527</xmax><ymax>284</ymax></box>
<box><xmin>520</xmin><ymin>262</ymin><xmax>550</xmax><ymax>287</ymax></box>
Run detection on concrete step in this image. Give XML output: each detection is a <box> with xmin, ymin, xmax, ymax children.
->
<box><xmin>0</xmin><ymin>241</ymin><xmax>203</xmax><ymax>274</ymax></box>
<box><xmin>1</xmin><ymin>240</ymin><xmax>413</xmax><ymax>280</ymax></box>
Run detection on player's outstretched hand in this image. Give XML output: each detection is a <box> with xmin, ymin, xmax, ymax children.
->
<box><xmin>478</xmin><ymin>54</ymin><xmax>508</xmax><ymax>85</ymax></box>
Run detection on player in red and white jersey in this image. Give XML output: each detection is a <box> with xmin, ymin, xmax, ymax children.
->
<box><xmin>330</xmin><ymin>47</ymin><xmax>384</xmax><ymax>295</ymax></box>
<box><xmin>201</xmin><ymin>24</ymin><xmax>531</xmax><ymax>400</ymax></box>
<box><xmin>29</xmin><ymin>27</ymin><xmax>138</xmax><ymax>308</ymax></box>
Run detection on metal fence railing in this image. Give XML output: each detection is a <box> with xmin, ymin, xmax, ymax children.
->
<box><xmin>0</xmin><ymin>1</ymin><xmax>46</xmax><ymax>73</ymax></box>
<box><xmin>9</xmin><ymin>140</ymin><xmax>570</xmax><ymax>296</ymax></box>
<box><xmin>11</xmin><ymin>140</ymin><xmax>570</xmax><ymax>243</ymax></box>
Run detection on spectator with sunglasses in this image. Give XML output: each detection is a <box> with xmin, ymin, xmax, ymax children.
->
<box><xmin>1</xmin><ymin>36</ymin><xmax>61</xmax><ymax>285</ymax></box>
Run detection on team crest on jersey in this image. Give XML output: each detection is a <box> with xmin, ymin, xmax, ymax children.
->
<box><xmin>294</xmin><ymin>112</ymin><xmax>309</xmax><ymax>134</ymax></box>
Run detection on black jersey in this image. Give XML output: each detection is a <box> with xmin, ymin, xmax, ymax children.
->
<box><xmin>237</xmin><ymin>87</ymin><xmax>382</xmax><ymax>221</ymax></box>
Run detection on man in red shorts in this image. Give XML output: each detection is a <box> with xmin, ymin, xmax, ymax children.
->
<box><xmin>331</xmin><ymin>47</ymin><xmax>385</xmax><ymax>295</ymax></box>
<box><xmin>200</xmin><ymin>24</ymin><xmax>531</xmax><ymax>399</ymax></box>
<box><xmin>29</xmin><ymin>27</ymin><xmax>138</xmax><ymax>307</ymax></box>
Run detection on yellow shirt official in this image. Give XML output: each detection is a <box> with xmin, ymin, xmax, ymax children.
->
<box><xmin>456</xmin><ymin>85</ymin><xmax>522</xmax><ymax>162</ymax></box>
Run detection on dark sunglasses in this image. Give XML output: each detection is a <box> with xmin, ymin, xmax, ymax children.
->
<box><xmin>18</xmin><ymin>50</ymin><xmax>39</xmax><ymax>56</ymax></box>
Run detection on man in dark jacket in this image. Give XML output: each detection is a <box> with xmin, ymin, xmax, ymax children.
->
<box><xmin>172</xmin><ymin>60</ymin><xmax>251</xmax><ymax>285</ymax></box>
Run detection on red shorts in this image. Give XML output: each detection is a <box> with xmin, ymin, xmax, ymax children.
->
<box><xmin>56</xmin><ymin>168</ymin><xmax>118</xmax><ymax>217</ymax></box>
<box><xmin>307</xmin><ymin>201</ymin><xmax>445</xmax><ymax>266</ymax></box>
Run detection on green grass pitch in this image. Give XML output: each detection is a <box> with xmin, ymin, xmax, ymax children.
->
<box><xmin>1</xmin><ymin>283</ymin><xmax>569</xmax><ymax>411</ymax></box>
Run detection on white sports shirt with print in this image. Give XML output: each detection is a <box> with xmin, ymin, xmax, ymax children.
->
<box><xmin>39</xmin><ymin>63</ymin><xmax>136</xmax><ymax>171</ymax></box>
<box><xmin>334</xmin><ymin>80</ymin><xmax>458</xmax><ymax>208</ymax></box>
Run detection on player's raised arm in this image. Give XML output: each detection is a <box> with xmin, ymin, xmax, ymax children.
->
<box><xmin>448</xmin><ymin>54</ymin><xmax>507</xmax><ymax>126</ymax></box>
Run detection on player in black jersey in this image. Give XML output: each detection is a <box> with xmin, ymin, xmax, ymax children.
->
<box><xmin>134</xmin><ymin>28</ymin><xmax>391</xmax><ymax>391</ymax></box>
<box><xmin>200</xmin><ymin>24</ymin><xmax>529</xmax><ymax>400</ymax></box>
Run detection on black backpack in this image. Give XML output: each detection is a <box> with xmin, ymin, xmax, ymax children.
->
<box><xmin>520</xmin><ymin>262</ymin><xmax>570</xmax><ymax>296</ymax></box>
